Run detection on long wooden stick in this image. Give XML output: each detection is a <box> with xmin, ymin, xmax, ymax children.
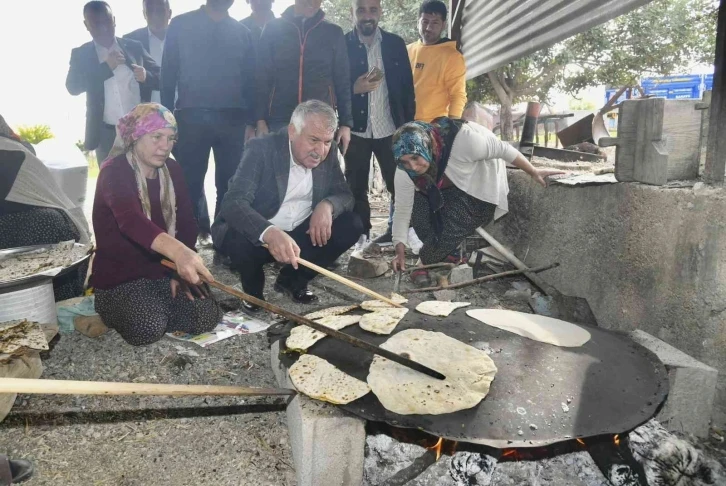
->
<box><xmin>293</xmin><ymin>255</ymin><xmax>404</xmax><ymax>308</ymax></box>
<box><xmin>0</xmin><ymin>378</ymin><xmax>295</xmax><ymax>397</ymax></box>
<box><xmin>401</xmin><ymin>263</ymin><xmax>559</xmax><ymax>294</ymax></box>
<box><xmin>161</xmin><ymin>261</ymin><xmax>445</xmax><ymax>380</ymax></box>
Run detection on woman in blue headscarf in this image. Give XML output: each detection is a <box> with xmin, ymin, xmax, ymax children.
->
<box><xmin>390</xmin><ymin>117</ymin><xmax>562</xmax><ymax>285</ymax></box>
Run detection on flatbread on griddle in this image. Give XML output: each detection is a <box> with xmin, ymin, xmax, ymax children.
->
<box><xmin>286</xmin><ymin>315</ymin><xmax>362</xmax><ymax>351</ymax></box>
<box><xmin>367</xmin><ymin>329</ymin><xmax>497</xmax><ymax>415</ymax></box>
<box><xmin>360</xmin><ymin>293</ymin><xmax>408</xmax><ymax>311</ymax></box>
<box><xmin>415</xmin><ymin>301</ymin><xmax>471</xmax><ymax>317</ymax></box>
<box><xmin>466</xmin><ymin>309</ymin><xmax>591</xmax><ymax>347</ymax></box>
<box><xmin>359</xmin><ymin>308</ymin><xmax>409</xmax><ymax>335</ymax></box>
<box><xmin>303</xmin><ymin>305</ymin><xmax>359</xmax><ymax>320</ymax></box>
<box><xmin>289</xmin><ymin>354</ymin><xmax>370</xmax><ymax>405</ymax></box>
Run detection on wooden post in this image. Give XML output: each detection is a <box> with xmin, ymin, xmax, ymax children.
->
<box><xmin>704</xmin><ymin>0</ymin><xmax>726</xmax><ymax>183</ymax></box>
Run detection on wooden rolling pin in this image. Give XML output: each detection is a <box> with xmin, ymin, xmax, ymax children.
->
<box><xmin>0</xmin><ymin>378</ymin><xmax>295</xmax><ymax>397</ymax></box>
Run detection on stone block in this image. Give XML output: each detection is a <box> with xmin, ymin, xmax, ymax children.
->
<box><xmin>348</xmin><ymin>252</ymin><xmax>389</xmax><ymax>279</ymax></box>
<box><xmin>433</xmin><ymin>290</ymin><xmax>457</xmax><ymax>302</ymax></box>
<box><xmin>449</xmin><ymin>265</ymin><xmax>474</xmax><ymax>285</ymax></box>
<box><xmin>270</xmin><ymin>340</ymin><xmax>366</xmax><ymax>486</ymax></box>
<box><xmin>628</xmin><ymin>330</ymin><xmax>718</xmax><ymax>437</ymax></box>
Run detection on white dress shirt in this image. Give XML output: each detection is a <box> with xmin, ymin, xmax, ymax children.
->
<box><xmin>260</xmin><ymin>145</ymin><xmax>314</xmax><ymax>241</ymax></box>
<box><xmin>94</xmin><ymin>39</ymin><xmax>141</xmax><ymax>125</ymax></box>
<box><xmin>392</xmin><ymin>122</ymin><xmax>521</xmax><ymax>247</ymax></box>
<box><xmin>147</xmin><ymin>29</ymin><xmax>165</xmax><ymax>104</ymax></box>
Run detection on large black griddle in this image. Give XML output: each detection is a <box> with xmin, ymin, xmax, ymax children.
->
<box><xmin>274</xmin><ymin>304</ymin><xmax>668</xmax><ymax>448</ymax></box>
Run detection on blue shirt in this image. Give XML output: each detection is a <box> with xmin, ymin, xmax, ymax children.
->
<box><xmin>161</xmin><ymin>7</ymin><xmax>255</xmax><ymax>122</ymax></box>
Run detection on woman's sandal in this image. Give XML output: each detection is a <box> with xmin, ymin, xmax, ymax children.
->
<box><xmin>0</xmin><ymin>455</ymin><xmax>34</xmax><ymax>485</ymax></box>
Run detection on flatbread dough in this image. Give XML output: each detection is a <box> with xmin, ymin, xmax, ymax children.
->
<box><xmin>367</xmin><ymin>329</ymin><xmax>497</xmax><ymax>415</ymax></box>
<box><xmin>286</xmin><ymin>315</ymin><xmax>362</xmax><ymax>351</ymax></box>
<box><xmin>359</xmin><ymin>308</ymin><xmax>409</xmax><ymax>335</ymax></box>
<box><xmin>304</xmin><ymin>305</ymin><xmax>359</xmax><ymax>320</ymax></box>
<box><xmin>416</xmin><ymin>301</ymin><xmax>471</xmax><ymax>317</ymax></box>
<box><xmin>0</xmin><ymin>320</ymin><xmax>49</xmax><ymax>359</ymax></box>
<box><xmin>0</xmin><ymin>241</ymin><xmax>90</xmax><ymax>282</ymax></box>
<box><xmin>466</xmin><ymin>309</ymin><xmax>591</xmax><ymax>347</ymax></box>
<box><xmin>289</xmin><ymin>354</ymin><xmax>370</xmax><ymax>405</ymax></box>
<box><xmin>360</xmin><ymin>293</ymin><xmax>408</xmax><ymax>311</ymax></box>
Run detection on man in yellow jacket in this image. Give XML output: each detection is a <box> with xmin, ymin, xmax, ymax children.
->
<box><xmin>407</xmin><ymin>0</ymin><xmax>467</xmax><ymax>122</ymax></box>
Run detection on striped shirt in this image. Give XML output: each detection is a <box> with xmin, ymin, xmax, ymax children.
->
<box><xmin>352</xmin><ymin>29</ymin><xmax>397</xmax><ymax>139</ymax></box>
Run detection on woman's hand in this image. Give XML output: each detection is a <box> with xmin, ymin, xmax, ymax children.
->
<box><xmin>170</xmin><ymin>278</ymin><xmax>209</xmax><ymax>301</ymax></box>
<box><xmin>531</xmin><ymin>168</ymin><xmax>566</xmax><ymax>187</ymax></box>
<box><xmin>173</xmin><ymin>247</ymin><xmax>214</xmax><ymax>285</ymax></box>
<box><xmin>392</xmin><ymin>243</ymin><xmax>406</xmax><ymax>272</ymax></box>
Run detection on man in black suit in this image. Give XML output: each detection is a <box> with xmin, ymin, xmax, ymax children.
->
<box><xmin>240</xmin><ymin>0</ymin><xmax>275</xmax><ymax>43</ymax></box>
<box><xmin>66</xmin><ymin>1</ymin><xmax>160</xmax><ymax>163</ymax></box>
<box><xmin>345</xmin><ymin>0</ymin><xmax>415</xmax><ymax>248</ymax></box>
<box><xmin>123</xmin><ymin>0</ymin><xmax>172</xmax><ymax>104</ymax></box>
<box><xmin>213</xmin><ymin>100</ymin><xmax>363</xmax><ymax>310</ymax></box>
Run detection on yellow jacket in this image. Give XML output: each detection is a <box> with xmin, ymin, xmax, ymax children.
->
<box><xmin>407</xmin><ymin>39</ymin><xmax>467</xmax><ymax>122</ymax></box>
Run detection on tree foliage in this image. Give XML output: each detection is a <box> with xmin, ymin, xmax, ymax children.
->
<box><xmin>467</xmin><ymin>0</ymin><xmax>718</xmax><ymax>139</ymax></box>
<box><xmin>322</xmin><ymin>0</ymin><xmax>421</xmax><ymax>42</ymax></box>
<box><xmin>15</xmin><ymin>125</ymin><xmax>53</xmax><ymax>145</ymax></box>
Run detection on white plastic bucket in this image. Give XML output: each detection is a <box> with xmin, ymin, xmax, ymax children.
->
<box><xmin>0</xmin><ymin>279</ymin><xmax>57</xmax><ymax>325</ymax></box>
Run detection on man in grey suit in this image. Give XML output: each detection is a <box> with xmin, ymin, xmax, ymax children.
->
<box><xmin>66</xmin><ymin>1</ymin><xmax>160</xmax><ymax>163</ymax></box>
<box><xmin>213</xmin><ymin>100</ymin><xmax>363</xmax><ymax>311</ymax></box>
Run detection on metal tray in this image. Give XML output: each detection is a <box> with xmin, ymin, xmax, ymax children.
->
<box><xmin>0</xmin><ymin>243</ymin><xmax>91</xmax><ymax>291</ymax></box>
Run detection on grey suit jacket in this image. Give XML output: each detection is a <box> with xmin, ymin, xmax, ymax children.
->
<box><xmin>212</xmin><ymin>129</ymin><xmax>354</xmax><ymax>245</ymax></box>
<box><xmin>65</xmin><ymin>38</ymin><xmax>160</xmax><ymax>151</ymax></box>
<box><xmin>123</xmin><ymin>28</ymin><xmax>154</xmax><ymax>102</ymax></box>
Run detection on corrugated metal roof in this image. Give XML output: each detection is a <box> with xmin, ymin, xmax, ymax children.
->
<box><xmin>459</xmin><ymin>0</ymin><xmax>656</xmax><ymax>79</ymax></box>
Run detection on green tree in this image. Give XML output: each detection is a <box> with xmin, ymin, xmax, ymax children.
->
<box><xmin>322</xmin><ymin>0</ymin><xmax>421</xmax><ymax>42</ymax></box>
<box><xmin>467</xmin><ymin>0</ymin><xmax>717</xmax><ymax>140</ymax></box>
<box><xmin>15</xmin><ymin>124</ymin><xmax>54</xmax><ymax>145</ymax></box>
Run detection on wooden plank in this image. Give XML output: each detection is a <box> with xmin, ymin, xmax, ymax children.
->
<box><xmin>705</xmin><ymin>0</ymin><xmax>726</xmax><ymax>183</ymax></box>
<box><xmin>663</xmin><ymin>100</ymin><xmax>702</xmax><ymax>180</ymax></box>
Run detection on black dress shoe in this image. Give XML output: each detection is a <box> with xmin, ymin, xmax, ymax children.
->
<box><xmin>273</xmin><ymin>282</ymin><xmax>319</xmax><ymax>304</ymax></box>
<box><xmin>241</xmin><ymin>299</ymin><xmax>262</xmax><ymax>313</ymax></box>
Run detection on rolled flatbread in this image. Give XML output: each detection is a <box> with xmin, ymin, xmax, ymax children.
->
<box><xmin>466</xmin><ymin>309</ymin><xmax>591</xmax><ymax>347</ymax></box>
<box><xmin>367</xmin><ymin>329</ymin><xmax>497</xmax><ymax>415</ymax></box>
<box><xmin>359</xmin><ymin>308</ymin><xmax>409</xmax><ymax>335</ymax></box>
<box><xmin>286</xmin><ymin>315</ymin><xmax>362</xmax><ymax>351</ymax></box>
<box><xmin>415</xmin><ymin>301</ymin><xmax>471</xmax><ymax>317</ymax></box>
<box><xmin>289</xmin><ymin>354</ymin><xmax>370</xmax><ymax>405</ymax></box>
<box><xmin>304</xmin><ymin>305</ymin><xmax>359</xmax><ymax>320</ymax></box>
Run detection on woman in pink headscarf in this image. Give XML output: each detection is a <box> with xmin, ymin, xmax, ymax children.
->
<box><xmin>91</xmin><ymin>103</ymin><xmax>221</xmax><ymax>346</ymax></box>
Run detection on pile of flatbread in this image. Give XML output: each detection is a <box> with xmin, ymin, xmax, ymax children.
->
<box><xmin>0</xmin><ymin>241</ymin><xmax>90</xmax><ymax>282</ymax></box>
<box><xmin>0</xmin><ymin>320</ymin><xmax>49</xmax><ymax>363</ymax></box>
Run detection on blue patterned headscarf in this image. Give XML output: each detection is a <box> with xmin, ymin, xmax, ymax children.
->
<box><xmin>392</xmin><ymin>117</ymin><xmax>465</xmax><ymax>235</ymax></box>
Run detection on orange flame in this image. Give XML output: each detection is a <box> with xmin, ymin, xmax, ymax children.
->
<box><xmin>613</xmin><ymin>434</ymin><xmax>620</xmax><ymax>446</ymax></box>
<box><xmin>576</xmin><ymin>438</ymin><xmax>586</xmax><ymax>446</ymax></box>
<box><xmin>427</xmin><ymin>437</ymin><xmax>444</xmax><ymax>460</ymax></box>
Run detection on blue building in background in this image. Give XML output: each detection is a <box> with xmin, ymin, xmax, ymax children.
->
<box><xmin>605</xmin><ymin>74</ymin><xmax>712</xmax><ymax>105</ymax></box>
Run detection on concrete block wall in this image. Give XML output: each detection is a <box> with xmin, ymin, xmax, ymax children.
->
<box><xmin>491</xmin><ymin>171</ymin><xmax>726</xmax><ymax>427</ymax></box>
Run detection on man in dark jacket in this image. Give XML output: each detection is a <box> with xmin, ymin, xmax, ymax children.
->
<box><xmin>345</xmin><ymin>0</ymin><xmax>415</xmax><ymax>247</ymax></box>
<box><xmin>161</xmin><ymin>0</ymin><xmax>256</xmax><ymax>248</ymax></box>
<box><xmin>213</xmin><ymin>101</ymin><xmax>362</xmax><ymax>311</ymax></box>
<box><xmin>240</xmin><ymin>0</ymin><xmax>275</xmax><ymax>43</ymax></box>
<box><xmin>254</xmin><ymin>0</ymin><xmax>353</xmax><ymax>154</ymax></box>
<box><xmin>66</xmin><ymin>1</ymin><xmax>160</xmax><ymax>163</ymax></box>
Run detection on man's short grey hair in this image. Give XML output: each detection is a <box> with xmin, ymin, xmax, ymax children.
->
<box><xmin>290</xmin><ymin>100</ymin><xmax>338</xmax><ymax>134</ymax></box>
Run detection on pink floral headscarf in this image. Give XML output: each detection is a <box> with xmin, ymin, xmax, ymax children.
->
<box><xmin>107</xmin><ymin>103</ymin><xmax>178</xmax><ymax>236</ymax></box>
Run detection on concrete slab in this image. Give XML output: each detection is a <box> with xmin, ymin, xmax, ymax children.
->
<box><xmin>450</xmin><ymin>265</ymin><xmax>474</xmax><ymax>285</ymax></box>
<box><xmin>628</xmin><ymin>330</ymin><xmax>718</xmax><ymax>437</ymax></box>
<box><xmin>270</xmin><ymin>340</ymin><xmax>366</xmax><ymax>486</ymax></box>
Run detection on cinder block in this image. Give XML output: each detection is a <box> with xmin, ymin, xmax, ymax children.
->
<box><xmin>628</xmin><ymin>330</ymin><xmax>718</xmax><ymax>437</ymax></box>
<box><xmin>270</xmin><ymin>340</ymin><xmax>366</xmax><ymax>486</ymax></box>
<box><xmin>449</xmin><ymin>264</ymin><xmax>474</xmax><ymax>285</ymax></box>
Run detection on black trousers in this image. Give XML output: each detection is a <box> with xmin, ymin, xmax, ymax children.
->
<box><xmin>95</xmin><ymin>123</ymin><xmax>117</xmax><ymax>164</ymax></box>
<box><xmin>220</xmin><ymin>212</ymin><xmax>364</xmax><ymax>297</ymax></box>
<box><xmin>343</xmin><ymin>134</ymin><xmax>396</xmax><ymax>235</ymax></box>
<box><xmin>174</xmin><ymin>109</ymin><xmax>247</xmax><ymax>231</ymax></box>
